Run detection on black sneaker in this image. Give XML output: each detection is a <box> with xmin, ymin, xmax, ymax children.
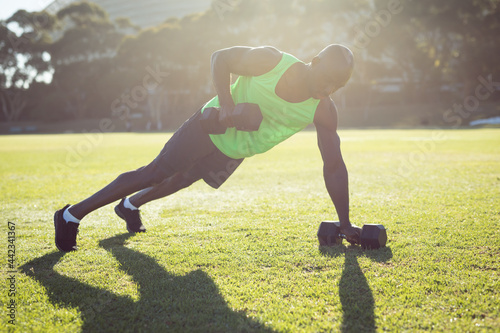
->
<box><xmin>54</xmin><ymin>204</ymin><xmax>79</xmax><ymax>252</ymax></box>
<box><xmin>114</xmin><ymin>198</ymin><xmax>146</xmax><ymax>233</ymax></box>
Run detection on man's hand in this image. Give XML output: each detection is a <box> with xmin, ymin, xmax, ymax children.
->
<box><xmin>340</xmin><ymin>224</ymin><xmax>361</xmax><ymax>245</ymax></box>
<box><xmin>218</xmin><ymin>102</ymin><xmax>235</xmax><ymax>128</ymax></box>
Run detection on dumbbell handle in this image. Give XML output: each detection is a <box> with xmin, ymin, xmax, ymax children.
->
<box><xmin>337</xmin><ymin>233</ymin><xmax>356</xmax><ymax>243</ymax></box>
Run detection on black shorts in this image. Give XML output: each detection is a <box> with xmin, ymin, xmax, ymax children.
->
<box><xmin>153</xmin><ymin>108</ymin><xmax>244</xmax><ymax>189</ymax></box>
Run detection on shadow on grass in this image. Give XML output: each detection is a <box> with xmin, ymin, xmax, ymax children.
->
<box><xmin>21</xmin><ymin>233</ymin><xmax>275</xmax><ymax>332</ymax></box>
<box><xmin>320</xmin><ymin>245</ymin><xmax>393</xmax><ymax>333</ymax></box>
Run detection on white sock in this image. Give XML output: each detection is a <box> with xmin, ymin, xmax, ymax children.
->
<box><xmin>124</xmin><ymin>197</ymin><xmax>138</xmax><ymax>210</ymax></box>
<box><xmin>63</xmin><ymin>206</ymin><xmax>81</xmax><ymax>224</ymax></box>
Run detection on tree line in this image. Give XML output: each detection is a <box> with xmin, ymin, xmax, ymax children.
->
<box><xmin>1</xmin><ymin>0</ymin><xmax>499</xmax><ymax>128</ymax></box>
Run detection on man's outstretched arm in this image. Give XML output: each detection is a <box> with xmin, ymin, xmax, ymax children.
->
<box><xmin>314</xmin><ymin>98</ymin><xmax>359</xmax><ymax>241</ymax></box>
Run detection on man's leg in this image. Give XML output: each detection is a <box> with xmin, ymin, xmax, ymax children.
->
<box><xmin>54</xmin><ymin>108</ymin><xmax>217</xmax><ymax>251</ymax></box>
<box><xmin>113</xmin><ymin>171</ymin><xmax>199</xmax><ymax>233</ymax></box>
<box><xmin>67</xmin><ymin>160</ymin><xmax>170</xmax><ymax>220</ymax></box>
<box><xmin>67</xmin><ymin>108</ymin><xmax>211</xmax><ymax>221</ymax></box>
<box><xmin>128</xmin><ymin>171</ymin><xmax>200</xmax><ymax>208</ymax></box>
<box><xmin>54</xmin><ymin>160</ymin><xmax>170</xmax><ymax>252</ymax></box>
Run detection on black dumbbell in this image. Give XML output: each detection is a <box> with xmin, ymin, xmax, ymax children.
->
<box><xmin>200</xmin><ymin>103</ymin><xmax>263</xmax><ymax>134</ymax></box>
<box><xmin>200</xmin><ymin>107</ymin><xmax>227</xmax><ymax>134</ymax></box>
<box><xmin>232</xmin><ymin>103</ymin><xmax>263</xmax><ymax>131</ymax></box>
<box><xmin>317</xmin><ymin>221</ymin><xmax>361</xmax><ymax>246</ymax></box>
<box><xmin>317</xmin><ymin>221</ymin><xmax>387</xmax><ymax>249</ymax></box>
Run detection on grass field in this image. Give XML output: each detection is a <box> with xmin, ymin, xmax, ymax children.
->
<box><xmin>1</xmin><ymin>129</ymin><xmax>499</xmax><ymax>332</ymax></box>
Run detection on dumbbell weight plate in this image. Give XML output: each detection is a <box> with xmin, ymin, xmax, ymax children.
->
<box><xmin>360</xmin><ymin>224</ymin><xmax>387</xmax><ymax>249</ymax></box>
<box><xmin>317</xmin><ymin>221</ymin><xmax>343</xmax><ymax>246</ymax></box>
<box><xmin>200</xmin><ymin>107</ymin><xmax>227</xmax><ymax>134</ymax></box>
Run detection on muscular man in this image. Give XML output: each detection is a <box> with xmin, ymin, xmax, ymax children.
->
<box><xmin>54</xmin><ymin>44</ymin><xmax>359</xmax><ymax>252</ymax></box>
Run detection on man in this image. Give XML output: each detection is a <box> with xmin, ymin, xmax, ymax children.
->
<box><xmin>54</xmin><ymin>44</ymin><xmax>360</xmax><ymax>252</ymax></box>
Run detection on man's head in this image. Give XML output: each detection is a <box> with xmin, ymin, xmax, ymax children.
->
<box><xmin>307</xmin><ymin>44</ymin><xmax>354</xmax><ymax>99</ymax></box>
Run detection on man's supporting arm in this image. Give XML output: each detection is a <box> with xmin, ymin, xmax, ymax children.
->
<box><xmin>323</xmin><ymin>150</ymin><xmax>350</xmax><ymax>226</ymax></box>
<box><xmin>314</xmin><ymin>98</ymin><xmax>359</xmax><ymax>240</ymax></box>
<box><xmin>317</xmin><ymin>125</ymin><xmax>351</xmax><ymax>227</ymax></box>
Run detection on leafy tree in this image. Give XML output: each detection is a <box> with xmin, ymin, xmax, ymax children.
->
<box><xmin>365</xmin><ymin>0</ymin><xmax>500</xmax><ymax>102</ymax></box>
<box><xmin>2</xmin><ymin>0</ymin><xmax>499</xmax><ymax>126</ymax></box>
<box><xmin>49</xmin><ymin>1</ymin><xmax>125</xmax><ymax>119</ymax></box>
<box><xmin>0</xmin><ymin>10</ymin><xmax>56</xmax><ymax>121</ymax></box>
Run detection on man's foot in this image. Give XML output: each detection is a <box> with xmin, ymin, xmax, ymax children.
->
<box><xmin>341</xmin><ymin>224</ymin><xmax>362</xmax><ymax>245</ymax></box>
<box><xmin>114</xmin><ymin>198</ymin><xmax>146</xmax><ymax>233</ymax></box>
<box><xmin>54</xmin><ymin>204</ymin><xmax>79</xmax><ymax>252</ymax></box>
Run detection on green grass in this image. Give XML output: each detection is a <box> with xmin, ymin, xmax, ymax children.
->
<box><xmin>1</xmin><ymin>129</ymin><xmax>499</xmax><ymax>332</ymax></box>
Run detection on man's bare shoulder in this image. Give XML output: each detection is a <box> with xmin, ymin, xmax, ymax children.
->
<box><xmin>216</xmin><ymin>46</ymin><xmax>282</xmax><ymax>77</ymax></box>
<box><xmin>247</xmin><ymin>46</ymin><xmax>282</xmax><ymax>69</ymax></box>
<box><xmin>262</xmin><ymin>46</ymin><xmax>282</xmax><ymax>57</ymax></box>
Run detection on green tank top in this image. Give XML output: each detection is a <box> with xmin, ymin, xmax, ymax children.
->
<box><xmin>202</xmin><ymin>52</ymin><xmax>320</xmax><ymax>159</ymax></box>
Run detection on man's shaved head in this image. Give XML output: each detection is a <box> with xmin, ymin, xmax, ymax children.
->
<box><xmin>306</xmin><ymin>44</ymin><xmax>354</xmax><ymax>99</ymax></box>
<box><xmin>317</xmin><ymin>44</ymin><xmax>354</xmax><ymax>86</ymax></box>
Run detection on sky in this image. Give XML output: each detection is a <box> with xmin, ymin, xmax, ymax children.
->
<box><xmin>0</xmin><ymin>0</ymin><xmax>50</xmax><ymax>21</ymax></box>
